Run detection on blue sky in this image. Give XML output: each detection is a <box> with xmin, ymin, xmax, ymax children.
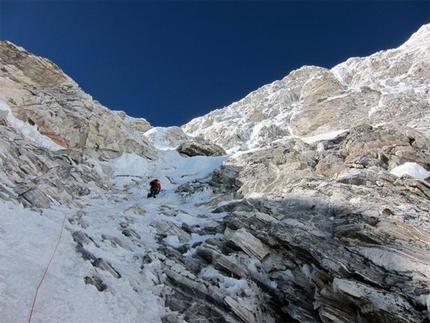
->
<box><xmin>1</xmin><ymin>1</ymin><xmax>429</xmax><ymax>127</ymax></box>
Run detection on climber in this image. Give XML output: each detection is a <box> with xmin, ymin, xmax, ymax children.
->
<box><xmin>148</xmin><ymin>179</ymin><xmax>161</xmax><ymax>198</ymax></box>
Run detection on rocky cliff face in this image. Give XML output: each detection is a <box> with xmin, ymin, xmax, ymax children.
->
<box><xmin>172</xmin><ymin>122</ymin><xmax>430</xmax><ymax>323</ymax></box>
<box><xmin>1</xmin><ymin>25</ymin><xmax>430</xmax><ymax>323</ymax></box>
<box><xmin>182</xmin><ymin>24</ymin><xmax>430</xmax><ymax>153</ymax></box>
<box><xmin>0</xmin><ymin>41</ymin><xmax>155</xmax><ymax>160</ymax></box>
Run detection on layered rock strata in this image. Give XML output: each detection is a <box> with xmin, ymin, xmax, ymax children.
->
<box><xmin>0</xmin><ymin>41</ymin><xmax>155</xmax><ymax>160</ymax></box>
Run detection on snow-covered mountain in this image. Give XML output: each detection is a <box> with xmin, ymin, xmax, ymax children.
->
<box><xmin>1</xmin><ymin>24</ymin><xmax>430</xmax><ymax>323</ymax></box>
<box><xmin>182</xmin><ymin>24</ymin><xmax>430</xmax><ymax>153</ymax></box>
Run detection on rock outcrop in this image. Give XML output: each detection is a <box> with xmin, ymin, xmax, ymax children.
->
<box><xmin>177</xmin><ymin>141</ymin><xmax>227</xmax><ymax>157</ymax></box>
<box><xmin>166</xmin><ymin>124</ymin><xmax>430</xmax><ymax>323</ymax></box>
<box><xmin>0</xmin><ymin>41</ymin><xmax>156</xmax><ymax>160</ymax></box>
<box><xmin>0</xmin><ymin>121</ymin><xmax>112</xmax><ymax>209</ymax></box>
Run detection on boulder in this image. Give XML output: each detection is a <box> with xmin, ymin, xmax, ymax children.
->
<box><xmin>177</xmin><ymin>141</ymin><xmax>226</xmax><ymax>157</ymax></box>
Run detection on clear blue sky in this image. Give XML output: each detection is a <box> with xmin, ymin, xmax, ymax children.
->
<box><xmin>1</xmin><ymin>1</ymin><xmax>429</xmax><ymax>127</ymax></box>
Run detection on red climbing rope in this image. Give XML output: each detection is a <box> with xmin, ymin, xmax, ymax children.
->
<box><xmin>28</xmin><ymin>212</ymin><xmax>67</xmax><ymax>323</ymax></box>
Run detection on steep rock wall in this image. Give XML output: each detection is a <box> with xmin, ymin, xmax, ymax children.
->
<box><xmin>0</xmin><ymin>41</ymin><xmax>155</xmax><ymax>160</ymax></box>
<box><xmin>182</xmin><ymin>24</ymin><xmax>430</xmax><ymax>153</ymax></box>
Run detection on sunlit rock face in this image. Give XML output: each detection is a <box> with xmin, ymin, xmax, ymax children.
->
<box><xmin>0</xmin><ymin>41</ymin><xmax>156</xmax><ymax>160</ymax></box>
<box><xmin>182</xmin><ymin>24</ymin><xmax>430</xmax><ymax>154</ymax></box>
<box><xmin>1</xmin><ymin>25</ymin><xmax>430</xmax><ymax>323</ymax></box>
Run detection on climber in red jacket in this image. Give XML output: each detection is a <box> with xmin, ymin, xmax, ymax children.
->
<box><xmin>148</xmin><ymin>179</ymin><xmax>161</xmax><ymax>198</ymax></box>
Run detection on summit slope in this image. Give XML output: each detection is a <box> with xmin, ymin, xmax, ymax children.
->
<box><xmin>182</xmin><ymin>24</ymin><xmax>430</xmax><ymax>153</ymax></box>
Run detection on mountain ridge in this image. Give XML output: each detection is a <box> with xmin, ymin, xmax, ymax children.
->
<box><xmin>182</xmin><ymin>24</ymin><xmax>430</xmax><ymax>153</ymax></box>
<box><xmin>1</xmin><ymin>24</ymin><xmax>430</xmax><ymax>323</ymax></box>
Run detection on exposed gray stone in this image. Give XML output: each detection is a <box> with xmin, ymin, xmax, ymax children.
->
<box><xmin>177</xmin><ymin>141</ymin><xmax>226</xmax><ymax>157</ymax></box>
<box><xmin>196</xmin><ymin>247</ymin><xmax>250</xmax><ymax>279</ymax></box>
<box><xmin>225</xmin><ymin>228</ymin><xmax>270</xmax><ymax>261</ymax></box>
<box><xmin>84</xmin><ymin>275</ymin><xmax>108</xmax><ymax>292</ymax></box>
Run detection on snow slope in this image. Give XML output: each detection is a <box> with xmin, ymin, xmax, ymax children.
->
<box><xmin>1</xmin><ymin>150</ymin><xmax>228</xmax><ymax>323</ymax></box>
<box><xmin>0</xmin><ymin>105</ymin><xmax>229</xmax><ymax>322</ymax></box>
<box><xmin>1</xmin><ymin>103</ymin><xmax>428</xmax><ymax>322</ymax></box>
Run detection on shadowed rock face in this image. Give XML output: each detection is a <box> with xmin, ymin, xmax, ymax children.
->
<box><xmin>177</xmin><ymin>141</ymin><xmax>227</xmax><ymax>157</ymax></box>
<box><xmin>170</xmin><ymin>124</ymin><xmax>430</xmax><ymax>323</ymax></box>
<box><xmin>0</xmin><ymin>124</ymin><xmax>113</xmax><ymax>209</ymax></box>
<box><xmin>1</xmin><ymin>25</ymin><xmax>430</xmax><ymax>323</ymax></box>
